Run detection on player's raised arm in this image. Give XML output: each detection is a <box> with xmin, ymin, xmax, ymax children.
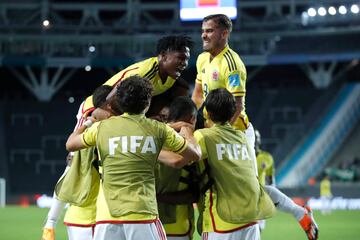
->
<box><xmin>158</xmin><ymin>125</ymin><xmax>201</xmax><ymax>169</ymax></box>
<box><xmin>65</xmin><ymin>118</ymin><xmax>96</xmax><ymax>152</ymax></box>
<box><xmin>158</xmin><ymin>150</ymin><xmax>185</xmax><ymax>169</ymax></box>
<box><xmin>230</xmin><ymin>96</ymin><xmax>244</xmax><ymax>125</ymax></box>
<box><xmin>178</xmin><ymin>125</ymin><xmax>201</xmax><ymax>160</ymax></box>
<box><xmin>191</xmin><ymin>82</ymin><xmax>204</xmax><ymax>109</ymax></box>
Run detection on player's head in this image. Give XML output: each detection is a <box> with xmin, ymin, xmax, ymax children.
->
<box><xmin>116</xmin><ymin>75</ymin><xmax>153</xmax><ymax>114</ymax></box>
<box><xmin>202</xmin><ymin>14</ymin><xmax>232</xmax><ymax>55</ymax></box>
<box><xmin>92</xmin><ymin>85</ymin><xmax>113</xmax><ymax>109</ymax></box>
<box><xmin>204</xmin><ymin>88</ymin><xmax>235</xmax><ymax>124</ymax></box>
<box><xmin>158</xmin><ymin>105</ymin><xmax>170</xmax><ymax>122</ymax></box>
<box><xmin>91</xmin><ymin>85</ymin><xmax>117</xmax><ymax>120</ymax></box>
<box><xmin>157</xmin><ymin>35</ymin><xmax>193</xmax><ymax>80</ymax></box>
<box><xmin>168</xmin><ymin>96</ymin><xmax>197</xmax><ymax>127</ymax></box>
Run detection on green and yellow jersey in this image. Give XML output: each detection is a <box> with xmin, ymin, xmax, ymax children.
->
<box><xmin>64</xmin><ymin>200</ymin><xmax>97</xmax><ymax>227</ymax></box>
<box><xmin>320</xmin><ymin>178</ymin><xmax>332</xmax><ymax>198</ymax></box>
<box><xmin>196</xmin><ymin>45</ymin><xmax>249</xmax><ymax>131</ymax></box>
<box><xmin>156</xmin><ymin>163</ymin><xmax>194</xmax><ymax>236</ymax></box>
<box><xmin>81</xmin><ymin>57</ymin><xmax>176</xmax><ymax>118</ymax></box>
<box><xmin>194</xmin><ymin>123</ymin><xmax>275</xmax><ymax>233</ymax></box>
<box><xmin>56</xmin><ymin>146</ymin><xmax>100</xmax><ymax>227</ymax></box>
<box><xmin>256</xmin><ymin>149</ymin><xmax>275</xmax><ymax>186</ymax></box>
<box><xmin>81</xmin><ymin>113</ymin><xmax>187</xmax><ymax>222</ymax></box>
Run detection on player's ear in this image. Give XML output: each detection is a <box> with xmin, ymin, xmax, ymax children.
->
<box><xmin>158</xmin><ymin>51</ymin><xmax>168</xmax><ymax>62</ymax></box>
<box><xmin>221</xmin><ymin>29</ymin><xmax>229</xmax><ymax>40</ymax></box>
<box><xmin>190</xmin><ymin>115</ymin><xmax>197</xmax><ymax>128</ymax></box>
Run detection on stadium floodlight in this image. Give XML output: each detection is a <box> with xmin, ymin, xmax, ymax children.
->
<box><xmin>301</xmin><ymin>12</ymin><xmax>309</xmax><ymax>26</ymax></box>
<box><xmin>339</xmin><ymin>5</ymin><xmax>347</xmax><ymax>15</ymax></box>
<box><xmin>307</xmin><ymin>7</ymin><xmax>317</xmax><ymax>17</ymax></box>
<box><xmin>89</xmin><ymin>45</ymin><xmax>96</xmax><ymax>53</ymax></box>
<box><xmin>85</xmin><ymin>65</ymin><xmax>92</xmax><ymax>71</ymax></box>
<box><xmin>42</xmin><ymin>19</ymin><xmax>50</xmax><ymax>28</ymax></box>
<box><xmin>318</xmin><ymin>7</ymin><xmax>327</xmax><ymax>16</ymax></box>
<box><xmin>351</xmin><ymin>4</ymin><xmax>359</xmax><ymax>14</ymax></box>
<box><xmin>328</xmin><ymin>6</ymin><xmax>337</xmax><ymax>15</ymax></box>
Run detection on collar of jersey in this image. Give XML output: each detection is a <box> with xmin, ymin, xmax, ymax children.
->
<box><xmin>210</xmin><ymin>44</ymin><xmax>230</xmax><ymax>60</ymax></box>
<box><xmin>122</xmin><ymin>112</ymin><xmax>145</xmax><ymax>118</ymax></box>
<box><xmin>213</xmin><ymin>122</ymin><xmax>232</xmax><ymax>129</ymax></box>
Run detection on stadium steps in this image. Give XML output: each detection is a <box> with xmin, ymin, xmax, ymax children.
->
<box><xmin>277</xmin><ymin>83</ymin><xmax>360</xmax><ymax>187</ymax></box>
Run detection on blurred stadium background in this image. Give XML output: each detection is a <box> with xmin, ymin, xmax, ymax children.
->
<box><xmin>0</xmin><ymin>0</ymin><xmax>360</xmax><ymax>239</ymax></box>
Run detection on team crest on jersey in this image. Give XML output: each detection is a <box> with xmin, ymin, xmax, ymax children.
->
<box><xmin>212</xmin><ymin>70</ymin><xmax>219</xmax><ymax>81</ymax></box>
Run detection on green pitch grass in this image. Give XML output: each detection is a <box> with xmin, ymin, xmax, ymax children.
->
<box><xmin>0</xmin><ymin>206</ymin><xmax>359</xmax><ymax>240</ymax></box>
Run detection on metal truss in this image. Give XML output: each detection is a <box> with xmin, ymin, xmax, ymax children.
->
<box><xmin>0</xmin><ymin>0</ymin><xmax>359</xmax><ymax>63</ymax></box>
<box><xmin>0</xmin><ymin>0</ymin><xmax>359</xmax><ymax>100</ymax></box>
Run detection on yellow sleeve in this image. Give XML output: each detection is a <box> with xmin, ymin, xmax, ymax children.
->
<box><xmin>80</xmin><ymin>96</ymin><xmax>95</xmax><ymax>119</ymax></box>
<box><xmin>265</xmin><ymin>155</ymin><xmax>275</xmax><ymax>177</ymax></box>
<box><xmin>81</xmin><ymin>122</ymin><xmax>100</xmax><ymax>147</ymax></box>
<box><xmin>162</xmin><ymin>124</ymin><xmax>188</xmax><ymax>154</ymax></box>
<box><xmin>135</xmin><ymin>58</ymin><xmax>159</xmax><ymax>78</ymax></box>
<box><xmin>225</xmin><ymin>68</ymin><xmax>246</xmax><ymax>97</ymax></box>
<box><xmin>223</xmin><ymin>54</ymin><xmax>247</xmax><ymax>97</ymax></box>
<box><xmin>194</xmin><ymin>130</ymin><xmax>207</xmax><ymax>160</ymax></box>
<box><xmin>102</xmin><ymin>62</ymin><xmax>141</xmax><ymax>87</ymax></box>
<box><xmin>81</xmin><ymin>63</ymin><xmax>141</xmax><ymax>118</ymax></box>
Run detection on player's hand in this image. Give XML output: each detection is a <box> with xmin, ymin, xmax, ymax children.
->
<box><xmin>299</xmin><ymin>206</ymin><xmax>319</xmax><ymax>240</ymax></box>
<box><xmin>179</xmin><ymin>125</ymin><xmax>194</xmax><ymax>138</ymax></box>
<box><xmin>91</xmin><ymin>108</ymin><xmax>112</xmax><ymax>121</ymax></box>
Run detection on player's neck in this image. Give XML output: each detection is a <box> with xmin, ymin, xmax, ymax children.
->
<box><xmin>158</xmin><ymin>68</ymin><xmax>168</xmax><ymax>83</ymax></box>
<box><xmin>209</xmin><ymin>45</ymin><xmax>227</xmax><ymax>62</ymax></box>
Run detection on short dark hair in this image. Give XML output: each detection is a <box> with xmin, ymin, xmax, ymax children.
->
<box><xmin>204</xmin><ymin>88</ymin><xmax>235</xmax><ymax>124</ymax></box>
<box><xmin>116</xmin><ymin>75</ymin><xmax>153</xmax><ymax>114</ymax></box>
<box><xmin>203</xmin><ymin>14</ymin><xmax>232</xmax><ymax>32</ymax></box>
<box><xmin>156</xmin><ymin>35</ymin><xmax>194</xmax><ymax>55</ymax></box>
<box><xmin>92</xmin><ymin>85</ymin><xmax>113</xmax><ymax>108</ymax></box>
<box><xmin>168</xmin><ymin>96</ymin><xmax>197</xmax><ymax>122</ymax></box>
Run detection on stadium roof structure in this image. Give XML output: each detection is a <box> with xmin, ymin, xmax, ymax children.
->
<box><xmin>0</xmin><ymin>0</ymin><xmax>359</xmax><ymax>100</ymax></box>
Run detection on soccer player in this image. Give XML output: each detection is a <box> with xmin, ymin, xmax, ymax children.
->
<box><xmin>155</xmin><ymin>96</ymin><xmax>199</xmax><ymax>240</ymax></box>
<box><xmin>65</xmin><ymin>76</ymin><xmax>201</xmax><ymax>240</ymax></box>
<box><xmin>194</xmin><ymin>88</ymin><xmax>275</xmax><ymax>240</ymax></box>
<box><xmin>41</xmin><ymin>85</ymin><xmax>115</xmax><ymax>240</ymax></box>
<box><xmin>255</xmin><ymin>129</ymin><xmax>275</xmax><ymax>231</ymax></box>
<box><xmin>80</xmin><ymin>35</ymin><xmax>193</xmax><ymax>121</ymax></box>
<box><xmin>41</xmin><ymin>35</ymin><xmax>193</xmax><ymax>240</ymax></box>
<box><xmin>320</xmin><ymin>175</ymin><xmax>332</xmax><ymax>215</ymax></box>
<box><xmin>61</xmin><ymin>85</ymin><xmax>117</xmax><ymax>240</ymax></box>
<box><xmin>255</xmin><ymin>129</ymin><xmax>275</xmax><ymax>187</ymax></box>
<box><xmin>191</xmin><ymin>14</ymin><xmax>318</xmax><ymax>240</ymax></box>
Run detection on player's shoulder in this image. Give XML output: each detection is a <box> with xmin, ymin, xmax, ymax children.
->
<box><xmin>138</xmin><ymin>56</ymin><xmax>158</xmax><ymax>66</ymax></box>
<box><xmin>133</xmin><ymin>57</ymin><xmax>159</xmax><ymax>78</ymax></box>
<box><xmin>221</xmin><ymin>47</ymin><xmax>245</xmax><ymax>72</ymax></box>
<box><xmin>143</xmin><ymin>117</ymin><xmax>169</xmax><ymax>133</ymax></box>
<box><xmin>259</xmin><ymin>150</ymin><xmax>274</xmax><ymax>159</ymax></box>
<box><xmin>197</xmin><ymin>52</ymin><xmax>209</xmax><ymax>63</ymax></box>
<box><xmin>196</xmin><ymin>126</ymin><xmax>223</xmax><ymax>139</ymax></box>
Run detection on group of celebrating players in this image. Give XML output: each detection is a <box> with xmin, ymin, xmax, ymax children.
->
<box><xmin>41</xmin><ymin>14</ymin><xmax>319</xmax><ymax>240</ymax></box>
